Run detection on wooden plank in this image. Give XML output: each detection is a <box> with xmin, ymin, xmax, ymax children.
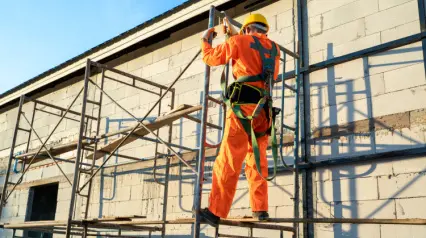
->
<box><xmin>15</xmin><ymin>141</ymin><xmax>90</xmax><ymax>161</ymax></box>
<box><xmin>84</xmin><ymin>215</ymin><xmax>146</xmax><ymax>222</ymax></box>
<box><xmin>14</xmin><ymin>104</ymin><xmax>201</xmax><ymax>163</ymax></box>
<box><xmin>218</xmin><ymin>234</ymin><xmax>263</xmax><ymax>238</ymax></box>
<box><xmin>225</xmin><ymin>217</ymin><xmax>426</xmax><ymax>225</ymax></box>
<box><xmin>86</xmin><ymin>105</ymin><xmax>202</xmax><ymax>160</ymax></box>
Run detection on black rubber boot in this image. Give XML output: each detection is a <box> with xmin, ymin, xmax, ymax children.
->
<box><xmin>252</xmin><ymin>211</ymin><xmax>269</xmax><ymax>221</ymax></box>
<box><xmin>200</xmin><ymin>208</ymin><xmax>220</xmax><ymax>227</ymax></box>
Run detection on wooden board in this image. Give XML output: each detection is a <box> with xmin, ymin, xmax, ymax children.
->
<box><xmin>15</xmin><ymin>104</ymin><xmax>201</xmax><ymax>163</ymax></box>
<box><xmin>83</xmin><ymin>215</ymin><xmax>146</xmax><ymax>222</ymax></box>
<box><xmin>86</xmin><ymin>104</ymin><xmax>202</xmax><ymax>160</ymax></box>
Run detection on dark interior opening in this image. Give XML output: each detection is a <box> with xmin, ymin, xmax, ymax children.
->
<box><xmin>25</xmin><ymin>183</ymin><xmax>59</xmax><ymax>238</ymax></box>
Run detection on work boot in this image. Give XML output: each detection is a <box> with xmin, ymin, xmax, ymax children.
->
<box><xmin>252</xmin><ymin>211</ymin><xmax>269</xmax><ymax>221</ymax></box>
<box><xmin>200</xmin><ymin>208</ymin><xmax>220</xmax><ymax>227</ymax></box>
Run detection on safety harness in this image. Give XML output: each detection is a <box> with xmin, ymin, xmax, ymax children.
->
<box><xmin>221</xmin><ymin>36</ymin><xmax>280</xmax><ymax>181</ymax></box>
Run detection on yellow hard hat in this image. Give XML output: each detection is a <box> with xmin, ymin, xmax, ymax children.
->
<box><xmin>239</xmin><ymin>13</ymin><xmax>269</xmax><ymax>34</ymax></box>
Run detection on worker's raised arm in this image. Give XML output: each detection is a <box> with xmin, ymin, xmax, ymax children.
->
<box><xmin>201</xmin><ymin>28</ymin><xmax>238</xmax><ymax>66</ymax></box>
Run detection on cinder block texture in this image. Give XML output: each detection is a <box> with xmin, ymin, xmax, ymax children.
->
<box><xmin>1</xmin><ymin>1</ymin><xmax>426</xmax><ymax>238</ymax></box>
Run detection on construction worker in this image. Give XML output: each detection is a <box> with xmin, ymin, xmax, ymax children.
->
<box><xmin>199</xmin><ymin>13</ymin><xmax>280</xmax><ymax>226</ymax></box>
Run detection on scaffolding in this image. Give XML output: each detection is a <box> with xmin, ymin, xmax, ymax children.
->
<box><xmin>1</xmin><ymin>2</ymin><xmax>426</xmax><ymax>238</ymax></box>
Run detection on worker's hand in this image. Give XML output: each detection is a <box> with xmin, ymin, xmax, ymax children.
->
<box><xmin>222</xmin><ymin>17</ymin><xmax>237</xmax><ymax>37</ymax></box>
<box><xmin>201</xmin><ymin>27</ymin><xmax>217</xmax><ymax>41</ymax></box>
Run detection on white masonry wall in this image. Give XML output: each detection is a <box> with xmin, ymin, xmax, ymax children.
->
<box><xmin>0</xmin><ymin>0</ymin><xmax>425</xmax><ymax>237</ymax></box>
<box><xmin>307</xmin><ymin>0</ymin><xmax>426</xmax><ymax>237</ymax></box>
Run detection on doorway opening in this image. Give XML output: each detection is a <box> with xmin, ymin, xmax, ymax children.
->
<box><xmin>25</xmin><ymin>183</ymin><xmax>59</xmax><ymax>238</ymax></box>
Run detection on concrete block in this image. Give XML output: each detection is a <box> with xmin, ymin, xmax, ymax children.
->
<box><xmin>269</xmin><ymin>185</ymin><xmax>294</xmax><ymax>206</ymax></box>
<box><xmin>312</xmin><ymin>97</ymin><xmax>369</xmax><ymax>128</ymax></box>
<box><xmin>375</xmin><ymin>129</ymin><xmax>414</xmax><ymax>153</ymax></box>
<box><xmin>169</xmin><ymin>47</ymin><xmax>201</xmax><ymax>70</ymax></box>
<box><xmin>310</xmin><ymin>85</ymin><xmax>328</xmax><ymax>110</ymax></box>
<box><xmin>117</xmin><ymin>95</ymin><xmax>139</xmax><ymax>112</ymax></box>
<box><xmin>116</xmin><ymin>186</ymin><xmax>131</xmax><ymax>201</ymax></box>
<box><xmin>334</xmin><ymin>58</ymin><xmax>367</xmax><ymax>84</ymax></box>
<box><xmin>365</xmin><ymin>0</ymin><xmax>418</xmax><ymax>35</ymax></box>
<box><xmin>333</xmin><ymin>33</ymin><xmax>381</xmax><ymax>57</ymax></box>
<box><xmin>310</xmin><ymin>138</ymin><xmax>339</xmax><ymax>161</ymax></box>
<box><xmin>229</xmin><ymin>207</ymin><xmax>252</xmax><ymax>217</ymax></box>
<box><xmin>232</xmin><ymin>189</ymin><xmax>250</xmax><ymax>209</ymax></box>
<box><xmin>310</xmin><ymin>14</ymin><xmax>323</xmax><ymax>36</ymax></box>
<box><xmin>309</xmin><ymin>18</ymin><xmax>366</xmax><ymax>53</ymax></box>
<box><xmin>340</xmin><ymin>133</ymin><xmax>375</xmax><ymax>157</ymax></box>
<box><xmin>150</xmin><ymin>67</ymin><xmax>181</xmax><ymax>86</ymax></box>
<box><xmin>142</xmin><ymin>182</ymin><xmax>162</xmax><ymax>200</ymax></box>
<box><xmin>275</xmin><ymin>205</ymin><xmax>294</xmax><ymax>220</ymax></box>
<box><xmin>392</xmin><ymin>155</ymin><xmax>426</xmax><ymax>175</ymax></box>
<box><xmin>396</xmin><ymin>197</ymin><xmax>426</xmax><ymax>218</ymax></box>
<box><xmin>173</xmin><ymin>195</ymin><xmax>193</xmax><ymax>215</ymax></box>
<box><xmin>310</xmin><ymin>49</ymin><xmax>325</xmax><ymax>64</ymax></box>
<box><xmin>383</xmin><ymin>63</ymin><xmax>426</xmax><ymax>93</ymax></box>
<box><xmin>318</xmin><ymin>177</ymin><xmax>378</xmax><ymax>203</ymax></box>
<box><xmin>334</xmin><ymin>74</ymin><xmax>385</xmax><ymax>106</ymax></box>
<box><xmin>253</xmin><ymin>228</ymin><xmax>284</xmax><ymax>238</ymax></box>
<box><xmin>57</xmin><ymin>188</ymin><xmax>72</xmax><ymax>202</ymax></box>
<box><xmin>56</xmin><ymin>200</ymin><xmax>70</xmax><ymax>214</ymax></box>
<box><xmin>309</xmin><ymin>68</ymin><xmax>328</xmax><ymax>89</ymax></box>
<box><xmin>130</xmin><ymin>184</ymin><xmax>143</xmax><ymax>200</ymax></box>
<box><xmin>332</xmin><ymin>200</ymin><xmax>396</xmax><ymax>219</ymax></box>
<box><xmin>372</xmin><ymin>86</ymin><xmax>426</xmax><ymax>117</ymax></box>
<box><xmin>381</xmin><ymin>20</ymin><xmax>420</xmax><ymax>43</ymax></box>
<box><xmin>115</xmin><ymin>200</ymin><xmax>142</xmax><ymax>217</ymax></box>
<box><xmin>180</xmin><ymin>60</ymin><xmax>205</xmax><ymax>79</ymax></box>
<box><xmin>18</xmin><ymin>192</ymin><xmax>28</xmax><ymax>206</ymax></box>
<box><xmin>17</xmin><ymin>204</ymin><xmax>27</xmax><ymax>217</ymax></box>
<box><xmin>316</xmin><ymin>202</ymin><xmax>332</xmax><ymax>218</ymax></box>
<box><xmin>127</xmin><ymin>53</ymin><xmax>153</xmax><ymax>72</ymax></box>
<box><xmin>174</xmin><ymin>73</ymin><xmax>204</xmax><ymax>95</ymax></box>
<box><xmin>277</xmin><ymin>9</ymin><xmax>293</xmax><ymax>30</ymax></box>
<box><xmin>141</xmin><ymin>58</ymin><xmax>169</xmax><ymax>78</ymax></box>
<box><xmin>323</xmin><ymin>160</ymin><xmax>392</xmax><ymax>183</ymax></box>
<box><xmin>317</xmin><ymin>223</ymin><xmax>381</xmax><ymax>238</ymax></box>
<box><xmin>321</xmin><ymin>0</ymin><xmax>379</xmax><ymax>31</ymax></box>
<box><xmin>308</xmin><ymin>0</ymin><xmax>357</xmax><ymax>17</ymax></box>
<box><xmin>316</xmin><ymin>167</ymin><xmax>331</xmax><ymax>182</ymax></box>
<box><xmin>181</xmin><ymin>34</ymin><xmax>201</xmax><ymax>52</ymax></box>
<box><xmin>381</xmin><ymin>224</ymin><xmax>426</xmax><ymax>238</ymax></box>
<box><xmin>255</xmin><ymin>0</ymin><xmax>293</xmax><ymax>17</ymax></box>
<box><xmin>152</xmin><ymin>41</ymin><xmax>182</xmax><ymax>63</ymax></box>
<box><xmin>379</xmin><ymin>0</ymin><xmax>413</xmax><ymax>10</ymax></box>
<box><xmin>378</xmin><ymin>173</ymin><xmax>426</xmax><ymax>199</ymax></box>
<box><xmin>274</xmin><ymin>172</ymin><xmax>294</xmax><ymax>186</ymax></box>
<box><xmin>24</xmin><ymin>169</ymin><xmax>43</xmax><ymax>182</ymax></box>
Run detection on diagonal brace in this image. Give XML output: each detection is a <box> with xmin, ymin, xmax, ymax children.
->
<box><xmin>5</xmin><ymin>87</ymin><xmax>84</xmax><ymax>201</ymax></box>
<box><xmin>21</xmin><ymin>113</ymin><xmax>72</xmax><ymax>185</ymax></box>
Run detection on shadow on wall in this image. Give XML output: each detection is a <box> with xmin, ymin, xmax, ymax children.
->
<box><xmin>315</xmin><ymin>42</ymin><xmax>425</xmax><ymax>238</ymax></box>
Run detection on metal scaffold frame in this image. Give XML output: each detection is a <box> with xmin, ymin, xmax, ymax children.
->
<box><xmin>1</xmin><ymin>1</ymin><xmax>426</xmax><ymax>238</ymax></box>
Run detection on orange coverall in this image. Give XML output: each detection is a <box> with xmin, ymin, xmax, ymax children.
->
<box><xmin>202</xmin><ymin>32</ymin><xmax>280</xmax><ymax>218</ymax></box>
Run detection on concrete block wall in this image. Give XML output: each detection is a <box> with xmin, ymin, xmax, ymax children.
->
<box><xmin>308</xmin><ymin>0</ymin><xmax>425</xmax><ymax>161</ymax></box>
<box><xmin>0</xmin><ymin>0</ymin><xmax>426</xmax><ymax>237</ymax></box>
<box><xmin>307</xmin><ymin>0</ymin><xmax>426</xmax><ymax>237</ymax></box>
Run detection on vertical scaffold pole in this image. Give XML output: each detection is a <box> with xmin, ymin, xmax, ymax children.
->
<box><xmin>293</xmin><ymin>41</ymin><xmax>301</xmax><ymax>238</ymax></box>
<box><xmin>0</xmin><ymin>95</ymin><xmax>24</xmax><ymax>218</ymax></box>
<box><xmin>65</xmin><ymin>59</ymin><xmax>91</xmax><ymax>237</ymax></box>
<box><xmin>161</xmin><ymin>89</ymin><xmax>175</xmax><ymax>238</ymax></box>
<box><xmin>193</xmin><ymin>5</ymin><xmax>215</xmax><ymax>238</ymax></box>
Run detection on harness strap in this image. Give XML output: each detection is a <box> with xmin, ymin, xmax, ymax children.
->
<box><xmin>219</xmin><ymin>36</ymin><xmax>279</xmax><ymax>181</ymax></box>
